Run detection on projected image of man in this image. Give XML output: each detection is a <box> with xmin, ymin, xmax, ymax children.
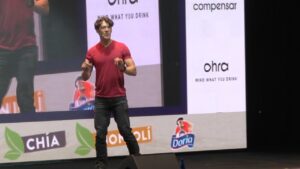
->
<box><xmin>0</xmin><ymin>0</ymin><xmax>49</xmax><ymax>114</ymax></box>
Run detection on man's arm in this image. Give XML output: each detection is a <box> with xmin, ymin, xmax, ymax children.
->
<box><xmin>81</xmin><ymin>59</ymin><xmax>93</xmax><ymax>81</ymax></box>
<box><xmin>114</xmin><ymin>57</ymin><xmax>137</xmax><ymax>76</ymax></box>
<box><xmin>123</xmin><ymin>58</ymin><xmax>137</xmax><ymax>76</ymax></box>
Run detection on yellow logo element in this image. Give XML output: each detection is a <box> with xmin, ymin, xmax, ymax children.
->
<box><xmin>1</xmin><ymin>90</ymin><xmax>46</xmax><ymax>113</ymax></box>
<box><xmin>93</xmin><ymin>126</ymin><xmax>152</xmax><ymax>147</ymax></box>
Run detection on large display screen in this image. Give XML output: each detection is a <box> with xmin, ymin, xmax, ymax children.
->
<box><xmin>0</xmin><ymin>0</ymin><xmax>184</xmax><ymax>121</ymax></box>
<box><xmin>0</xmin><ymin>0</ymin><xmax>246</xmax><ymax>164</ymax></box>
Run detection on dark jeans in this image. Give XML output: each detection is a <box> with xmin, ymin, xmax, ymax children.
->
<box><xmin>0</xmin><ymin>46</ymin><xmax>37</xmax><ymax>113</ymax></box>
<box><xmin>94</xmin><ymin>96</ymin><xmax>140</xmax><ymax>162</ymax></box>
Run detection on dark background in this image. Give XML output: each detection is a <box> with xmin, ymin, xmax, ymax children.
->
<box><xmin>245</xmin><ymin>0</ymin><xmax>298</xmax><ymax>151</ymax></box>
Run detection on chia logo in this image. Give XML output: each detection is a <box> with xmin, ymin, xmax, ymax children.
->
<box><xmin>108</xmin><ymin>0</ymin><xmax>138</xmax><ymax>5</ymax></box>
<box><xmin>171</xmin><ymin>117</ymin><xmax>195</xmax><ymax>149</ymax></box>
<box><xmin>3</xmin><ymin>127</ymin><xmax>66</xmax><ymax>160</ymax></box>
<box><xmin>204</xmin><ymin>61</ymin><xmax>229</xmax><ymax>72</ymax></box>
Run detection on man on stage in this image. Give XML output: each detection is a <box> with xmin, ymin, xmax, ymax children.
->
<box><xmin>81</xmin><ymin>16</ymin><xmax>140</xmax><ymax>169</ymax></box>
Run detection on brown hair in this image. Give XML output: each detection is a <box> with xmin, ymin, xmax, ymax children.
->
<box><xmin>94</xmin><ymin>16</ymin><xmax>114</xmax><ymax>30</ymax></box>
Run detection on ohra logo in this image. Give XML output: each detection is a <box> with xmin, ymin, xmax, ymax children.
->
<box><xmin>108</xmin><ymin>0</ymin><xmax>138</xmax><ymax>6</ymax></box>
<box><xmin>204</xmin><ymin>61</ymin><xmax>229</xmax><ymax>72</ymax></box>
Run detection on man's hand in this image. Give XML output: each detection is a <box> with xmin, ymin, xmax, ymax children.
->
<box><xmin>114</xmin><ymin>57</ymin><xmax>126</xmax><ymax>72</ymax></box>
<box><xmin>81</xmin><ymin>59</ymin><xmax>93</xmax><ymax>71</ymax></box>
<box><xmin>81</xmin><ymin>59</ymin><xmax>93</xmax><ymax>80</ymax></box>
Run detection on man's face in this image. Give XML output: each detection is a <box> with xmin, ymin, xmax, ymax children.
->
<box><xmin>98</xmin><ymin>21</ymin><xmax>112</xmax><ymax>40</ymax></box>
<box><xmin>177</xmin><ymin>120</ymin><xmax>184</xmax><ymax>128</ymax></box>
<box><xmin>76</xmin><ymin>80</ymin><xmax>85</xmax><ymax>91</ymax></box>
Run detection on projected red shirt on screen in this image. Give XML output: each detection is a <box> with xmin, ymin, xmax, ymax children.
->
<box><xmin>0</xmin><ymin>0</ymin><xmax>36</xmax><ymax>50</ymax></box>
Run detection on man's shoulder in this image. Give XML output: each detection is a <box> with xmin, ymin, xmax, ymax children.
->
<box><xmin>113</xmin><ymin>41</ymin><xmax>130</xmax><ymax>53</ymax></box>
<box><xmin>88</xmin><ymin>43</ymin><xmax>101</xmax><ymax>52</ymax></box>
<box><xmin>112</xmin><ymin>40</ymin><xmax>127</xmax><ymax>47</ymax></box>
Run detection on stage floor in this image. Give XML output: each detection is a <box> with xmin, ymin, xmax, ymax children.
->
<box><xmin>1</xmin><ymin>150</ymin><xmax>300</xmax><ymax>169</ymax></box>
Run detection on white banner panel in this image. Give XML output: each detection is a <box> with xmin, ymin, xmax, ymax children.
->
<box><xmin>86</xmin><ymin>0</ymin><xmax>161</xmax><ymax>66</ymax></box>
<box><xmin>0</xmin><ymin>113</ymin><xmax>246</xmax><ymax>163</ymax></box>
<box><xmin>186</xmin><ymin>0</ymin><xmax>246</xmax><ymax>114</ymax></box>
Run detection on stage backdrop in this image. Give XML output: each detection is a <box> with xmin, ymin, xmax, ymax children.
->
<box><xmin>0</xmin><ymin>0</ymin><xmax>246</xmax><ymax>164</ymax></box>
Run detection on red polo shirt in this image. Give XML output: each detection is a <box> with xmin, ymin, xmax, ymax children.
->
<box><xmin>86</xmin><ymin>40</ymin><xmax>131</xmax><ymax>97</ymax></box>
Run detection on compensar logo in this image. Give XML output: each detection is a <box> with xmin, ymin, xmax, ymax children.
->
<box><xmin>170</xmin><ymin>117</ymin><xmax>195</xmax><ymax>150</ymax></box>
<box><xmin>108</xmin><ymin>0</ymin><xmax>138</xmax><ymax>6</ymax></box>
<box><xmin>193</xmin><ymin>2</ymin><xmax>237</xmax><ymax>12</ymax></box>
<box><xmin>204</xmin><ymin>61</ymin><xmax>229</xmax><ymax>72</ymax></box>
<box><xmin>3</xmin><ymin>127</ymin><xmax>66</xmax><ymax>160</ymax></box>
